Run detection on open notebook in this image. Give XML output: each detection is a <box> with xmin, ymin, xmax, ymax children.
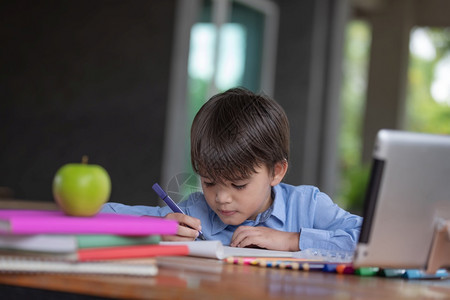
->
<box><xmin>160</xmin><ymin>240</ymin><xmax>353</xmax><ymax>262</ymax></box>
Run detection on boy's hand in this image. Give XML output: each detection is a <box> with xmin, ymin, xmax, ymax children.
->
<box><xmin>230</xmin><ymin>226</ymin><xmax>300</xmax><ymax>251</ymax></box>
<box><xmin>162</xmin><ymin>213</ymin><xmax>202</xmax><ymax>241</ymax></box>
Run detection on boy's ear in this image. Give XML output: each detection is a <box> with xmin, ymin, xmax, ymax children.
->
<box><xmin>270</xmin><ymin>160</ymin><xmax>288</xmax><ymax>186</ymax></box>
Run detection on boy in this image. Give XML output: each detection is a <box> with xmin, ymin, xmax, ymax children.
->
<box><xmin>101</xmin><ymin>88</ymin><xmax>362</xmax><ymax>251</ymax></box>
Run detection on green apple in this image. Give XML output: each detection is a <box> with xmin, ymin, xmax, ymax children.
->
<box><xmin>52</xmin><ymin>156</ymin><xmax>111</xmax><ymax>217</ymax></box>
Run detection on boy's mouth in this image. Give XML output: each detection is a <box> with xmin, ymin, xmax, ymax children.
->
<box><xmin>218</xmin><ymin>209</ymin><xmax>237</xmax><ymax>217</ymax></box>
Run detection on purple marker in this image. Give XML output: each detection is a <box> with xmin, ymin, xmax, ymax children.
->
<box><xmin>152</xmin><ymin>183</ymin><xmax>206</xmax><ymax>240</ymax></box>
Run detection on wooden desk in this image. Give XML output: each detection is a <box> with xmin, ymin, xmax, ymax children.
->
<box><xmin>0</xmin><ymin>259</ymin><xmax>449</xmax><ymax>299</ymax></box>
<box><xmin>0</xmin><ymin>200</ymin><xmax>449</xmax><ymax>299</ymax></box>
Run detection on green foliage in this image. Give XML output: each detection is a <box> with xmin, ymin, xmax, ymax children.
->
<box><xmin>339</xmin><ymin>164</ymin><xmax>370</xmax><ymax>215</ymax></box>
<box><xmin>338</xmin><ymin>25</ymin><xmax>450</xmax><ymax>214</ymax></box>
<box><xmin>337</xmin><ymin>21</ymin><xmax>371</xmax><ymax>213</ymax></box>
<box><xmin>406</xmin><ymin>27</ymin><xmax>450</xmax><ymax>135</ymax></box>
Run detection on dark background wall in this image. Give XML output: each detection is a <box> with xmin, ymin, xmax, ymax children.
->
<box><xmin>274</xmin><ymin>0</ymin><xmax>315</xmax><ymax>185</ymax></box>
<box><xmin>0</xmin><ymin>0</ymin><xmax>176</xmax><ymax>205</ymax></box>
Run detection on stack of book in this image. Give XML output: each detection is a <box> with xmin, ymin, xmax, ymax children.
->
<box><xmin>0</xmin><ymin>209</ymin><xmax>188</xmax><ymax>276</ymax></box>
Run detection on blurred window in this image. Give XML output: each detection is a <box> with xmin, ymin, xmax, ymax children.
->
<box><xmin>184</xmin><ymin>0</ymin><xmax>278</xmax><ymax>172</ymax></box>
<box><xmin>163</xmin><ymin>0</ymin><xmax>278</xmax><ymax>199</ymax></box>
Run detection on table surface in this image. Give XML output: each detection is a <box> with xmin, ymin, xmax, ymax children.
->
<box><xmin>0</xmin><ymin>257</ymin><xmax>450</xmax><ymax>299</ymax></box>
<box><xmin>0</xmin><ymin>199</ymin><xmax>449</xmax><ymax>299</ymax></box>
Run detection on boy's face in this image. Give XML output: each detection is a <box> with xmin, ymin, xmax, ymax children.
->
<box><xmin>201</xmin><ymin>164</ymin><xmax>285</xmax><ymax>225</ymax></box>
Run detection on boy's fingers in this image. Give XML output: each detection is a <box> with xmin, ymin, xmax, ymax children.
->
<box><xmin>164</xmin><ymin>213</ymin><xmax>200</xmax><ymax>240</ymax></box>
<box><xmin>162</xmin><ymin>234</ymin><xmax>197</xmax><ymax>242</ymax></box>
<box><xmin>230</xmin><ymin>226</ymin><xmax>253</xmax><ymax>246</ymax></box>
<box><xmin>165</xmin><ymin>213</ymin><xmax>201</xmax><ymax>231</ymax></box>
<box><xmin>177</xmin><ymin>224</ymin><xmax>199</xmax><ymax>239</ymax></box>
<box><xmin>163</xmin><ymin>213</ymin><xmax>202</xmax><ymax>241</ymax></box>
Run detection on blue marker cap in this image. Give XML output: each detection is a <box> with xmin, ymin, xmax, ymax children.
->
<box><xmin>152</xmin><ymin>183</ymin><xmax>185</xmax><ymax>214</ymax></box>
<box><xmin>152</xmin><ymin>183</ymin><xmax>169</xmax><ymax>201</ymax></box>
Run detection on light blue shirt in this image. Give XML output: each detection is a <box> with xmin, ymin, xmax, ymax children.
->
<box><xmin>101</xmin><ymin>183</ymin><xmax>362</xmax><ymax>251</ymax></box>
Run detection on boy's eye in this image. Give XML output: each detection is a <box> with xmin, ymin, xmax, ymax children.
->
<box><xmin>203</xmin><ymin>181</ymin><xmax>215</xmax><ymax>187</ymax></box>
<box><xmin>232</xmin><ymin>183</ymin><xmax>247</xmax><ymax>190</ymax></box>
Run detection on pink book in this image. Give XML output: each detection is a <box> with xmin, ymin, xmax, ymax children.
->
<box><xmin>0</xmin><ymin>209</ymin><xmax>178</xmax><ymax>235</ymax></box>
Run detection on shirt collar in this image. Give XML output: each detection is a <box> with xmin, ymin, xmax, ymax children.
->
<box><xmin>270</xmin><ymin>184</ymin><xmax>287</xmax><ymax>224</ymax></box>
<box><xmin>209</xmin><ymin>184</ymin><xmax>286</xmax><ymax>235</ymax></box>
<box><xmin>210</xmin><ymin>212</ymin><xmax>229</xmax><ymax>235</ymax></box>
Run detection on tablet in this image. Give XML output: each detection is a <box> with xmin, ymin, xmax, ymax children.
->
<box><xmin>353</xmin><ymin>129</ymin><xmax>450</xmax><ymax>270</ymax></box>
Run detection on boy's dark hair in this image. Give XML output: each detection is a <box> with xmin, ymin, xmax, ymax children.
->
<box><xmin>191</xmin><ymin>87</ymin><xmax>289</xmax><ymax>183</ymax></box>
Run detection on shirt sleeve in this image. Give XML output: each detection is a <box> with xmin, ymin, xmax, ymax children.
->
<box><xmin>99</xmin><ymin>193</ymin><xmax>206</xmax><ymax>218</ymax></box>
<box><xmin>298</xmin><ymin>191</ymin><xmax>363</xmax><ymax>251</ymax></box>
<box><xmin>100</xmin><ymin>202</ymin><xmax>172</xmax><ymax>217</ymax></box>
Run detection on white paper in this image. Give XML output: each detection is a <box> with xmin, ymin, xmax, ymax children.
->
<box><xmin>161</xmin><ymin>240</ymin><xmax>295</xmax><ymax>259</ymax></box>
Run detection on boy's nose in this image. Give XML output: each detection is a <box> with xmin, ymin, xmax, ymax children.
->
<box><xmin>215</xmin><ymin>190</ymin><xmax>232</xmax><ymax>204</ymax></box>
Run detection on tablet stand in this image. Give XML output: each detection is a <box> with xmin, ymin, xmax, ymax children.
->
<box><xmin>426</xmin><ymin>219</ymin><xmax>450</xmax><ymax>274</ymax></box>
